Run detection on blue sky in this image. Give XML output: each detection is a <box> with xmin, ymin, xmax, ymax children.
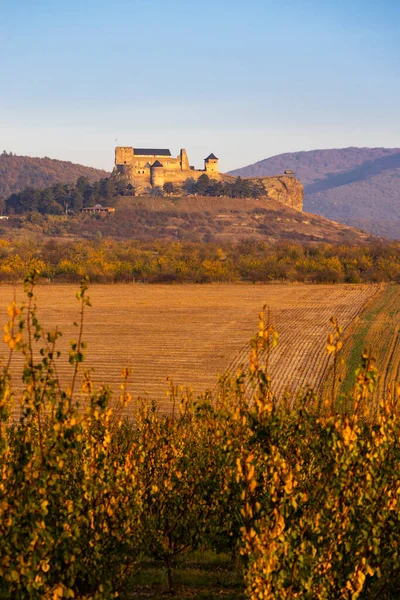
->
<box><xmin>0</xmin><ymin>0</ymin><xmax>399</xmax><ymax>171</ymax></box>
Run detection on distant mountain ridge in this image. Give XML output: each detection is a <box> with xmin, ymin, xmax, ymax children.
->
<box><xmin>0</xmin><ymin>153</ymin><xmax>109</xmax><ymax>203</ymax></box>
<box><xmin>229</xmin><ymin>147</ymin><xmax>400</xmax><ymax>239</ymax></box>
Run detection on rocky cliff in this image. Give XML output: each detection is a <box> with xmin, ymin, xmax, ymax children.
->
<box><xmin>221</xmin><ymin>173</ymin><xmax>304</xmax><ymax>211</ymax></box>
<box><xmin>256</xmin><ymin>175</ymin><xmax>303</xmax><ymax>211</ymax></box>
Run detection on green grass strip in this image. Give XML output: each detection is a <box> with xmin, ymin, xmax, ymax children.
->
<box><xmin>339</xmin><ymin>285</ymin><xmax>398</xmax><ymax>396</ymax></box>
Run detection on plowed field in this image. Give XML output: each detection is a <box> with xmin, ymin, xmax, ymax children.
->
<box><xmin>0</xmin><ymin>283</ymin><xmax>381</xmax><ymax>413</ymax></box>
<box><xmin>327</xmin><ymin>284</ymin><xmax>400</xmax><ymax>406</ymax></box>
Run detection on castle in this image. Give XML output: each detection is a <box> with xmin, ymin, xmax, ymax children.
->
<box><xmin>113</xmin><ymin>146</ymin><xmax>219</xmax><ymax>189</ymax></box>
<box><xmin>111</xmin><ymin>144</ymin><xmax>304</xmax><ymax>211</ymax></box>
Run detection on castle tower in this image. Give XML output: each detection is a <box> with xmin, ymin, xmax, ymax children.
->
<box><xmin>150</xmin><ymin>160</ymin><xmax>165</xmax><ymax>188</ymax></box>
<box><xmin>180</xmin><ymin>148</ymin><xmax>190</xmax><ymax>171</ymax></box>
<box><xmin>113</xmin><ymin>146</ymin><xmax>135</xmax><ymax>178</ymax></box>
<box><xmin>115</xmin><ymin>146</ymin><xmax>134</xmax><ymax>166</ymax></box>
<box><xmin>204</xmin><ymin>153</ymin><xmax>219</xmax><ymax>174</ymax></box>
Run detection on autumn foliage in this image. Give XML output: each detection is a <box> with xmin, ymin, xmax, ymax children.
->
<box><xmin>0</xmin><ymin>276</ymin><xmax>399</xmax><ymax>599</ymax></box>
<box><xmin>0</xmin><ymin>239</ymin><xmax>400</xmax><ymax>283</ymax></box>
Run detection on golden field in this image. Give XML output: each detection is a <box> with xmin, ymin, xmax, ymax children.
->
<box><xmin>0</xmin><ymin>283</ymin><xmax>388</xmax><ymax>413</ymax></box>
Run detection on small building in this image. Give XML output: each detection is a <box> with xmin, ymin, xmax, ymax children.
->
<box><xmin>81</xmin><ymin>204</ymin><xmax>115</xmax><ymax>217</ymax></box>
<box><xmin>284</xmin><ymin>170</ymin><xmax>295</xmax><ymax>177</ymax></box>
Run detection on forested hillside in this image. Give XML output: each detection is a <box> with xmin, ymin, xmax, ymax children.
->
<box><xmin>0</xmin><ymin>152</ymin><xmax>108</xmax><ymax>204</ymax></box>
<box><xmin>230</xmin><ymin>147</ymin><xmax>400</xmax><ymax>238</ymax></box>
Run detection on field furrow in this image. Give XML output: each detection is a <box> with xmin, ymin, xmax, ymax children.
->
<box><xmin>0</xmin><ymin>283</ymin><xmax>380</xmax><ymax>415</ymax></box>
<box><xmin>227</xmin><ymin>285</ymin><xmax>380</xmax><ymax>402</ymax></box>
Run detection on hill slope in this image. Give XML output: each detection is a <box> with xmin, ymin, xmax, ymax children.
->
<box><xmin>0</xmin><ymin>153</ymin><xmax>108</xmax><ymax>202</ymax></box>
<box><xmin>9</xmin><ymin>195</ymin><xmax>375</xmax><ymax>245</ymax></box>
<box><xmin>229</xmin><ymin>147</ymin><xmax>400</xmax><ymax>238</ymax></box>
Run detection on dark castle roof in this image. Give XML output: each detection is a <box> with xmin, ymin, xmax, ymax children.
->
<box><xmin>205</xmin><ymin>153</ymin><xmax>218</xmax><ymax>160</ymax></box>
<box><xmin>134</xmin><ymin>148</ymin><xmax>171</xmax><ymax>156</ymax></box>
<box><xmin>152</xmin><ymin>160</ymin><xmax>164</xmax><ymax>168</ymax></box>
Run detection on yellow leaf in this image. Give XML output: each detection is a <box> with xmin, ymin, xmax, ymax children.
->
<box><xmin>41</xmin><ymin>561</ymin><xmax>50</xmax><ymax>573</ymax></box>
<box><xmin>53</xmin><ymin>585</ymin><xmax>64</xmax><ymax>599</ymax></box>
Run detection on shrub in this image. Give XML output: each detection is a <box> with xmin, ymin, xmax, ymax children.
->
<box><xmin>0</xmin><ymin>276</ymin><xmax>144</xmax><ymax>599</ymax></box>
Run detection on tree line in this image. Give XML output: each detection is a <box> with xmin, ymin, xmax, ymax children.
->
<box><xmin>5</xmin><ymin>174</ymin><xmax>266</xmax><ymax>215</ymax></box>
<box><xmin>0</xmin><ymin>238</ymin><xmax>400</xmax><ymax>283</ymax></box>
<box><xmin>5</xmin><ymin>176</ymin><xmax>133</xmax><ymax>215</ymax></box>
<box><xmin>181</xmin><ymin>173</ymin><xmax>266</xmax><ymax>198</ymax></box>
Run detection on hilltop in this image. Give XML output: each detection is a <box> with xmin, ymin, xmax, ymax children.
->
<box><xmin>1</xmin><ymin>150</ymin><xmax>303</xmax><ymax>214</ymax></box>
<box><xmin>0</xmin><ymin>152</ymin><xmax>108</xmax><ymax>203</ymax></box>
<box><xmin>230</xmin><ymin>147</ymin><xmax>400</xmax><ymax>239</ymax></box>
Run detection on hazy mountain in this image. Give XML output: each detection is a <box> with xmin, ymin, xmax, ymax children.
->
<box><xmin>0</xmin><ymin>153</ymin><xmax>109</xmax><ymax>202</ymax></box>
<box><xmin>229</xmin><ymin>147</ymin><xmax>400</xmax><ymax>239</ymax></box>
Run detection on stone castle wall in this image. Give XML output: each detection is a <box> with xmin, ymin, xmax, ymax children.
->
<box><xmin>150</xmin><ymin>166</ymin><xmax>165</xmax><ymax>188</ymax></box>
<box><xmin>205</xmin><ymin>158</ymin><xmax>218</xmax><ymax>175</ymax></box>
<box><xmin>117</xmin><ymin>167</ymin><xmax>223</xmax><ymax>192</ymax></box>
<box><xmin>113</xmin><ymin>146</ymin><xmax>221</xmax><ymax>191</ymax></box>
<box><xmin>115</xmin><ymin>147</ymin><xmax>192</xmax><ymax>173</ymax></box>
<box><xmin>115</xmin><ymin>147</ymin><xmax>134</xmax><ymax>165</ymax></box>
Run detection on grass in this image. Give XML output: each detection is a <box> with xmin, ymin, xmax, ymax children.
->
<box><xmin>337</xmin><ymin>284</ymin><xmax>400</xmax><ymax>399</ymax></box>
<box><xmin>123</xmin><ymin>552</ymin><xmax>245</xmax><ymax>599</ymax></box>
